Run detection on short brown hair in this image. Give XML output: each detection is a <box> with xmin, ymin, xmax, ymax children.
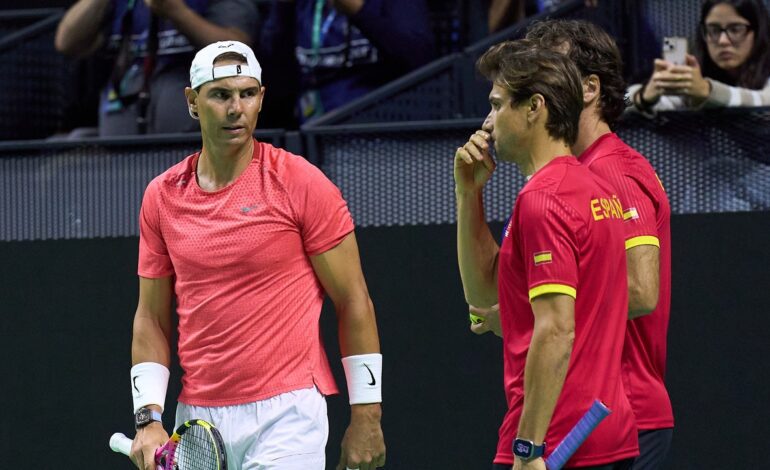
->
<box><xmin>213</xmin><ymin>51</ymin><xmax>247</xmax><ymax>65</ymax></box>
<box><xmin>526</xmin><ymin>20</ymin><xmax>626</xmax><ymax>128</ymax></box>
<box><xmin>476</xmin><ymin>39</ymin><xmax>583</xmax><ymax>145</ymax></box>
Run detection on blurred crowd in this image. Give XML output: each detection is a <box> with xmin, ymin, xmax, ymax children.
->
<box><xmin>25</xmin><ymin>0</ymin><xmax>768</xmax><ymax>137</ymax></box>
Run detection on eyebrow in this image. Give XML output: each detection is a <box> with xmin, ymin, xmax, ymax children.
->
<box><xmin>207</xmin><ymin>86</ymin><xmax>260</xmax><ymax>95</ymax></box>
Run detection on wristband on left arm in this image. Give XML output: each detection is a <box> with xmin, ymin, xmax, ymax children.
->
<box><xmin>341</xmin><ymin>353</ymin><xmax>382</xmax><ymax>405</ymax></box>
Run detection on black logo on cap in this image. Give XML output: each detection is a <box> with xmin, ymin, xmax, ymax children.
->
<box><xmin>236</xmin><ymin>65</ymin><xmax>242</xmax><ymax>74</ymax></box>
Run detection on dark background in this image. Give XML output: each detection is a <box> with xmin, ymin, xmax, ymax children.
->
<box><xmin>1</xmin><ymin>211</ymin><xmax>768</xmax><ymax>468</ymax></box>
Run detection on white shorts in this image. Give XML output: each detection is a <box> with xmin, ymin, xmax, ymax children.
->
<box><xmin>175</xmin><ymin>386</ymin><xmax>328</xmax><ymax>470</ymax></box>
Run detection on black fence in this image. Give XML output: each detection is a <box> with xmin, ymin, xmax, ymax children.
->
<box><xmin>305</xmin><ymin>107</ymin><xmax>770</xmax><ymax>223</ymax></box>
<box><xmin>0</xmin><ymin>131</ymin><xmax>285</xmax><ymax>240</ymax></box>
<box><xmin>2</xmin><ymin>107</ymin><xmax>770</xmax><ymax>241</ymax></box>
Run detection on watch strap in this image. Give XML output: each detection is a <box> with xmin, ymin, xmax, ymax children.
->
<box><xmin>147</xmin><ymin>409</ymin><xmax>162</xmax><ymax>422</ymax></box>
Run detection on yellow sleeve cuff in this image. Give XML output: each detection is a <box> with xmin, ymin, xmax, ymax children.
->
<box><xmin>625</xmin><ymin>235</ymin><xmax>660</xmax><ymax>250</ymax></box>
<box><xmin>529</xmin><ymin>283</ymin><xmax>577</xmax><ymax>302</ymax></box>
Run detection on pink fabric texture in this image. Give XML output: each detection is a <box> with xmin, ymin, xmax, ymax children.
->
<box><xmin>138</xmin><ymin>141</ymin><xmax>354</xmax><ymax>406</ymax></box>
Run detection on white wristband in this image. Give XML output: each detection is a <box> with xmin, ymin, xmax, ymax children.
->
<box><xmin>341</xmin><ymin>353</ymin><xmax>382</xmax><ymax>405</ymax></box>
<box><xmin>131</xmin><ymin>362</ymin><xmax>170</xmax><ymax>413</ymax></box>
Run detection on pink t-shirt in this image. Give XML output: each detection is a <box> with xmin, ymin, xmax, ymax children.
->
<box><xmin>138</xmin><ymin>141</ymin><xmax>354</xmax><ymax>406</ymax></box>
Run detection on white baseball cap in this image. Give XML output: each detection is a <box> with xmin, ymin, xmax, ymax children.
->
<box><xmin>189</xmin><ymin>41</ymin><xmax>262</xmax><ymax>90</ymax></box>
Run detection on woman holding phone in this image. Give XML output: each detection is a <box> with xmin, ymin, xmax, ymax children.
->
<box><xmin>629</xmin><ymin>0</ymin><xmax>770</xmax><ymax>113</ymax></box>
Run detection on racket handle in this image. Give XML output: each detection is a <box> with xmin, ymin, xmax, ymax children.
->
<box><xmin>110</xmin><ymin>432</ymin><xmax>133</xmax><ymax>456</ymax></box>
<box><xmin>545</xmin><ymin>400</ymin><xmax>612</xmax><ymax>470</ymax></box>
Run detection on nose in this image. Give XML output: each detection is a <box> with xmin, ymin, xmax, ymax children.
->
<box><xmin>482</xmin><ymin>113</ymin><xmax>493</xmax><ymax>133</ymax></box>
<box><xmin>228</xmin><ymin>96</ymin><xmax>243</xmax><ymax>118</ymax></box>
<box><xmin>717</xmin><ymin>30</ymin><xmax>732</xmax><ymax>46</ymax></box>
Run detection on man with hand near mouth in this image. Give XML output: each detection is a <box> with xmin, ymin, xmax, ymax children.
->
<box><xmin>455</xmin><ymin>39</ymin><xmax>638</xmax><ymax>469</ymax></box>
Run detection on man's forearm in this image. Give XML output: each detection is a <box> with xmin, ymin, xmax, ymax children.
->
<box><xmin>517</xmin><ymin>325</ymin><xmax>572</xmax><ymax>443</ymax></box>
<box><xmin>55</xmin><ymin>0</ymin><xmax>111</xmax><ymax>56</ymax></box>
<box><xmin>131</xmin><ymin>314</ymin><xmax>172</xmax><ymax>366</ymax></box>
<box><xmin>336</xmin><ymin>295</ymin><xmax>381</xmax><ymax>356</ymax></box>
<box><xmin>456</xmin><ymin>189</ymin><xmax>499</xmax><ymax>307</ymax></box>
<box><xmin>626</xmin><ymin>245</ymin><xmax>659</xmax><ymax>319</ymax></box>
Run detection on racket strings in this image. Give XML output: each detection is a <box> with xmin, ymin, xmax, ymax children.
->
<box><xmin>172</xmin><ymin>424</ymin><xmax>222</xmax><ymax>470</ymax></box>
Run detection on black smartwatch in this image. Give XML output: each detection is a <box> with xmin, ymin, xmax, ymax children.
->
<box><xmin>513</xmin><ymin>438</ymin><xmax>546</xmax><ymax>461</ymax></box>
<box><xmin>134</xmin><ymin>407</ymin><xmax>162</xmax><ymax>430</ymax></box>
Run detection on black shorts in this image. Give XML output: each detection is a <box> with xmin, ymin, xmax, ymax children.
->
<box><xmin>630</xmin><ymin>428</ymin><xmax>674</xmax><ymax>470</ymax></box>
<box><xmin>493</xmin><ymin>458</ymin><xmax>634</xmax><ymax>470</ymax></box>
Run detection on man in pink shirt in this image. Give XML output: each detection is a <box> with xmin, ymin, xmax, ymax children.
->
<box><xmin>127</xmin><ymin>40</ymin><xmax>385</xmax><ymax>470</ymax></box>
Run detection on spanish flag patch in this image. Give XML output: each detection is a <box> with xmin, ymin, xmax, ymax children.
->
<box><xmin>533</xmin><ymin>251</ymin><xmax>552</xmax><ymax>265</ymax></box>
<box><xmin>623</xmin><ymin>207</ymin><xmax>639</xmax><ymax>221</ymax></box>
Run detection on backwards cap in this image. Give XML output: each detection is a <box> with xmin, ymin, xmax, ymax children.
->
<box><xmin>189</xmin><ymin>41</ymin><xmax>262</xmax><ymax>90</ymax></box>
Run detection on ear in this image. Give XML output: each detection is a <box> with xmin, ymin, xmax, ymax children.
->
<box><xmin>184</xmin><ymin>87</ymin><xmax>199</xmax><ymax>119</ymax></box>
<box><xmin>583</xmin><ymin>74</ymin><xmax>601</xmax><ymax>106</ymax></box>
<box><xmin>527</xmin><ymin>93</ymin><xmax>546</xmax><ymax>123</ymax></box>
<box><xmin>257</xmin><ymin>85</ymin><xmax>266</xmax><ymax>113</ymax></box>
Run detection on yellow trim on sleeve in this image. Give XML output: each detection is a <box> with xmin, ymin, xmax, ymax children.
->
<box><xmin>625</xmin><ymin>235</ymin><xmax>660</xmax><ymax>250</ymax></box>
<box><xmin>528</xmin><ymin>284</ymin><xmax>577</xmax><ymax>302</ymax></box>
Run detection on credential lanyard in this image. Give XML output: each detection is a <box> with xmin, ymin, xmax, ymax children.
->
<box><xmin>311</xmin><ymin>0</ymin><xmax>337</xmax><ymax>61</ymax></box>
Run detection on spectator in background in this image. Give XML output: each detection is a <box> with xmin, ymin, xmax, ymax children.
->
<box><xmin>487</xmin><ymin>0</ymin><xmax>599</xmax><ymax>34</ymax></box>
<box><xmin>629</xmin><ymin>0</ymin><xmax>770</xmax><ymax>114</ymax></box>
<box><xmin>260</xmin><ymin>0</ymin><xmax>434</xmax><ymax>123</ymax></box>
<box><xmin>55</xmin><ymin>0</ymin><xmax>258</xmax><ymax>136</ymax></box>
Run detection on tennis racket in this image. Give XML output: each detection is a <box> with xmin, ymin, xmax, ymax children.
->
<box><xmin>110</xmin><ymin>419</ymin><xmax>227</xmax><ymax>470</ymax></box>
<box><xmin>544</xmin><ymin>400</ymin><xmax>611</xmax><ymax>470</ymax></box>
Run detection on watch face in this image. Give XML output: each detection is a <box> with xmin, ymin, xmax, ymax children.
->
<box><xmin>135</xmin><ymin>409</ymin><xmax>151</xmax><ymax>425</ymax></box>
<box><xmin>513</xmin><ymin>440</ymin><xmax>533</xmax><ymax>457</ymax></box>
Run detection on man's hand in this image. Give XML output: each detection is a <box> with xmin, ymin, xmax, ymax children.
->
<box><xmin>130</xmin><ymin>421</ymin><xmax>168</xmax><ymax>470</ymax></box>
<box><xmin>469</xmin><ymin>304</ymin><xmax>502</xmax><ymax>337</ymax></box>
<box><xmin>454</xmin><ymin>130</ymin><xmax>496</xmax><ymax>194</ymax></box>
<box><xmin>513</xmin><ymin>457</ymin><xmax>546</xmax><ymax>470</ymax></box>
<box><xmin>337</xmin><ymin>404</ymin><xmax>385</xmax><ymax>470</ymax></box>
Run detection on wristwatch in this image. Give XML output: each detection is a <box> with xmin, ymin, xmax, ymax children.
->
<box><xmin>513</xmin><ymin>438</ymin><xmax>546</xmax><ymax>461</ymax></box>
<box><xmin>134</xmin><ymin>407</ymin><xmax>162</xmax><ymax>430</ymax></box>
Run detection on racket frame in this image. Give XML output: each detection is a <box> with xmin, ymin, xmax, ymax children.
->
<box><xmin>157</xmin><ymin>419</ymin><xmax>227</xmax><ymax>470</ymax></box>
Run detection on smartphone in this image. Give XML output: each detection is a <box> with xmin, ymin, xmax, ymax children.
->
<box><xmin>662</xmin><ymin>37</ymin><xmax>688</xmax><ymax>65</ymax></box>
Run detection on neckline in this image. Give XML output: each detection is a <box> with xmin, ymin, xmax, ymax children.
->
<box><xmin>191</xmin><ymin>139</ymin><xmax>260</xmax><ymax>195</ymax></box>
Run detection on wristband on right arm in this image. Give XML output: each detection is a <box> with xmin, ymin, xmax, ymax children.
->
<box><xmin>131</xmin><ymin>362</ymin><xmax>170</xmax><ymax>413</ymax></box>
